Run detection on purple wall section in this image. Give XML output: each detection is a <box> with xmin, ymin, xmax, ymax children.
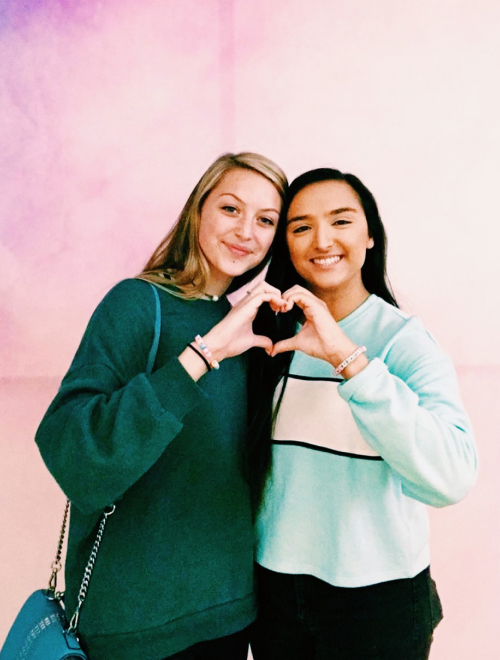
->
<box><xmin>1</xmin><ymin>1</ymin><xmax>499</xmax><ymax>657</ymax></box>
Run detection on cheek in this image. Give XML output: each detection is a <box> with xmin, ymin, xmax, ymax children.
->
<box><xmin>197</xmin><ymin>225</ymin><xmax>210</xmax><ymax>253</ymax></box>
<box><xmin>256</xmin><ymin>227</ymin><xmax>277</xmax><ymax>254</ymax></box>
<box><xmin>199</xmin><ymin>210</ymin><xmax>223</xmax><ymax>245</ymax></box>
<box><xmin>348</xmin><ymin>230</ymin><xmax>372</xmax><ymax>257</ymax></box>
<box><xmin>287</xmin><ymin>237</ymin><xmax>304</xmax><ymax>266</ymax></box>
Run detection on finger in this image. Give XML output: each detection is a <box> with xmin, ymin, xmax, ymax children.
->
<box><xmin>269</xmin><ymin>296</ymin><xmax>295</xmax><ymax>314</ymax></box>
<box><xmin>246</xmin><ymin>281</ymin><xmax>283</xmax><ymax>298</ymax></box>
<box><xmin>269</xmin><ymin>299</ymin><xmax>284</xmax><ymax>313</ymax></box>
<box><xmin>252</xmin><ymin>334</ymin><xmax>274</xmax><ymax>353</ymax></box>
<box><xmin>282</xmin><ymin>290</ymin><xmax>326</xmax><ymax>316</ymax></box>
<box><xmin>282</xmin><ymin>287</ymin><xmax>317</xmax><ymax>303</ymax></box>
<box><xmin>245</xmin><ymin>291</ymin><xmax>287</xmax><ymax>312</ymax></box>
<box><xmin>282</xmin><ymin>284</ymin><xmax>311</xmax><ymax>299</ymax></box>
<box><xmin>281</xmin><ymin>299</ymin><xmax>294</xmax><ymax>312</ymax></box>
<box><xmin>271</xmin><ymin>337</ymin><xmax>301</xmax><ymax>356</ymax></box>
<box><xmin>231</xmin><ymin>283</ymin><xmax>278</xmax><ymax>310</ymax></box>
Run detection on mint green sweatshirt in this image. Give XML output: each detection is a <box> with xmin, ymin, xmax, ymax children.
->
<box><xmin>35</xmin><ymin>279</ymin><xmax>255</xmax><ymax>660</ymax></box>
<box><xmin>256</xmin><ymin>294</ymin><xmax>477</xmax><ymax>588</ymax></box>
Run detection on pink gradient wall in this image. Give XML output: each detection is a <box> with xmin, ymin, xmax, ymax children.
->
<box><xmin>1</xmin><ymin>1</ymin><xmax>499</xmax><ymax>658</ymax></box>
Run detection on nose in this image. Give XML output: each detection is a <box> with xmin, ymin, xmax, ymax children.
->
<box><xmin>234</xmin><ymin>212</ymin><xmax>254</xmax><ymax>241</ymax></box>
<box><xmin>313</xmin><ymin>223</ymin><xmax>334</xmax><ymax>250</ymax></box>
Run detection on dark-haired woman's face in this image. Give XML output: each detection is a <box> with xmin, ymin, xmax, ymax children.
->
<box><xmin>286</xmin><ymin>180</ymin><xmax>374</xmax><ymax>299</ymax></box>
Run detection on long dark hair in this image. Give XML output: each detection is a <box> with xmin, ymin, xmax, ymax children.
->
<box><xmin>247</xmin><ymin>168</ymin><xmax>398</xmax><ymax>508</ymax></box>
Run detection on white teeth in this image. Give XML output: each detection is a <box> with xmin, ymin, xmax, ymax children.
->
<box><xmin>312</xmin><ymin>256</ymin><xmax>341</xmax><ymax>265</ymax></box>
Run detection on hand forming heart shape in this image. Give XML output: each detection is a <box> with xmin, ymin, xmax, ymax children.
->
<box><xmin>202</xmin><ymin>282</ymin><xmax>361</xmax><ymax>373</ymax></box>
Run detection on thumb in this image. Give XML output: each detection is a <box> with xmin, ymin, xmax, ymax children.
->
<box><xmin>271</xmin><ymin>337</ymin><xmax>299</xmax><ymax>357</ymax></box>
<box><xmin>252</xmin><ymin>334</ymin><xmax>274</xmax><ymax>353</ymax></box>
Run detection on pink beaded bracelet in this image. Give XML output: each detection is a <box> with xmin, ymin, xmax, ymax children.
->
<box><xmin>334</xmin><ymin>346</ymin><xmax>367</xmax><ymax>376</ymax></box>
<box><xmin>194</xmin><ymin>335</ymin><xmax>220</xmax><ymax>370</ymax></box>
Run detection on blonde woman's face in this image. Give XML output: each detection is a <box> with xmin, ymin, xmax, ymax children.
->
<box><xmin>198</xmin><ymin>168</ymin><xmax>281</xmax><ymax>294</ymax></box>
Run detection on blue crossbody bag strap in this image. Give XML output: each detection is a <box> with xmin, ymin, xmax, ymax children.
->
<box><xmin>146</xmin><ymin>283</ymin><xmax>161</xmax><ymax>375</ymax></box>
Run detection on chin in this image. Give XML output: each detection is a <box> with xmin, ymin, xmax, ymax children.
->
<box><xmin>224</xmin><ymin>259</ymin><xmax>261</xmax><ymax>278</ymax></box>
<box><xmin>301</xmin><ymin>272</ymin><xmax>340</xmax><ymax>289</ymax></box>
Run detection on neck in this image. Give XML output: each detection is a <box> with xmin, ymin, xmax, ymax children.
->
<box><xmin>204</xmin><ymin>275</ymin><xmax>233</xmax><ymax>298</ymax></box>
<box><xmin>311</xmin><ymin>279</ymin><xmax>370</xmax><ymax>321</ymax></box>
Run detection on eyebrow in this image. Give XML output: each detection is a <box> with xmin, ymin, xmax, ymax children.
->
<box><xmin>287</xmin><ymin>207</ymin><xmax>358</xmax><ymax>224</ymax></box>
<box><xmin>219</xmin><ymin>192</ymin><xmax>280</xmax><ymax>214</ymax></box>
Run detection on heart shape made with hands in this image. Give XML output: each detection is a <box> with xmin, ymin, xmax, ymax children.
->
<box><xmin>243</xmin><ymin>283</ymin><xmax>347</xmax><ymax>360</ymax></box>
<box><xmin>242</xmin><ymin>283</ymin><xmax>361</xmax><ymax>367</ymax></box>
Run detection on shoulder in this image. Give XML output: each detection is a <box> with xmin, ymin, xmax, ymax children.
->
<box><xmin>347</xmin><ymin>295</ymin><xmax>451</xmax><ymax>374</ymax></box>
<box><xmin>355</xmin><ymin>295</ymin><xmax>412</xmax><ymax>334</ymax></box>
<box><xmin>65</xmin><ymin>279</ymin><xmax>161</xmax><ymax>379</ymax></box>
<box><xmin>367</xmin><ymin>298</ymin><xmax>452</xmax><ymax>378</ymax></box>
<box><xmin>356</xmin><ymin>296</ymin><xmax>432</xmax><ymax>345</ymax></box>
<box><xmin>82</xmin><ymin>279</ymin><xmax>158</xmax><ymax>346</ymax></box>
<box><xmin>98</xmin><ymin>277</ymin><xmax>155</xmax><ymax>309</ymax></box>
<box><xmin>91</xmin><ymin>278</ymin><xmax>158</xmax><ymax>319</ymax></box>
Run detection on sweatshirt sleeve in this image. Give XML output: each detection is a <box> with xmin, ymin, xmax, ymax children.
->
<box><xmin>337</xmin><ymin>319</ymin><xmax>477</xmax><ymax>507</ymax></box>
<box><xmin>35</xmin><ymin>279</ymin><xmax>208</xmax><ymax>515</ymax></box>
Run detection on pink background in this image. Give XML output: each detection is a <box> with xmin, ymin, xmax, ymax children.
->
<box><xmin>1</xmin><ymin>1</ymin><xmax>499</xmax><ymax>657</ymax></box>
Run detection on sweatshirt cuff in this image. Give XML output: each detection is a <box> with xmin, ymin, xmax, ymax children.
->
<box><xmin>148</xmin><ymin>356</ymin><xmax>208</xmax><ymax>421</ymax></box>
<box><xmin>337</xmin><ymin>357</ymin><xmax>388</xmax><ymax>402</ymax></box>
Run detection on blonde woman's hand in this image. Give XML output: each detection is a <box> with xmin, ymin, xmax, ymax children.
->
<box><xmin>201</xmin><ymin>281</ymin><xmax>286</xmax><ymax>361</ymax></box>
<box><xmin>271</xmin><ymin>286</ymin><xmax>368</xmax><ymax>377</ymax></box>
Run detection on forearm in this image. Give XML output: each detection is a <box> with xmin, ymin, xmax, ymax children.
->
<box><xmin>36</xmin><ymin>359</ymin><xmax>207</xmax><ymax>513</ymax></box>
<box><xmin>339</xmin><ymin>358</ymin><xmax>477</xmax><ymax>506</ymax></box>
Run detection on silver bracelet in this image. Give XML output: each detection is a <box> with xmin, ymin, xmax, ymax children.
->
<box><xmin>334</xmin><ymin>346</ymin><xmax>367</xmax><ymax>376</ymax></box>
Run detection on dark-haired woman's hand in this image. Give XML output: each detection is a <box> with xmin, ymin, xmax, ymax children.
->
<box><xmin>271</xmin><ymin>286</ymin><xmax>368</xmax><ymax>378</ymax></box>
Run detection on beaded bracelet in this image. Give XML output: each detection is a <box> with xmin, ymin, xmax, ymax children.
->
<box><xmin>186</xmin><ymin>343</ymin><xmax>212</xmax><ymax>371</ymax></box>
<box><xmin>194</xmin><ymin>334</ymin><xmax>220</xmax><ymax>370</ymax></box>
<box><xmin>333</xmin><ymin>345</ymin><xmax>367</xmax><ymax>376</ymax></box>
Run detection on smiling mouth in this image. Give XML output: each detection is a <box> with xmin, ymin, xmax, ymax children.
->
<box><xmin>225</xmin><ymin>243</ymin><xmax>252</xmax><ymax>257</ymax></box>
<box><xmin>311</xmin><ymin>255</ymin><xmax>342</xmax><ymax>266</ymax></box>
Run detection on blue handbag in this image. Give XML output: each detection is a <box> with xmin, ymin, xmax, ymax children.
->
<box><xmin>0</xmin><ymin>500</ymin><xmax>111</xmax><ymax>660</ymax></box>
<box><xmin>0</xmin><ymin>584</ymin><xmax>89</xmax><ymax>660</ymax></box>
<box><xmin>0</xmin><ymin>284</ymin><xmax>162</xmax><ymax>659</ymax></box>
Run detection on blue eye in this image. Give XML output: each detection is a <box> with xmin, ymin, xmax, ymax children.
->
<box><xmin>261</xmin><ymin>217</ymin><xmax>276</xmax><ymax>227</ymax></box>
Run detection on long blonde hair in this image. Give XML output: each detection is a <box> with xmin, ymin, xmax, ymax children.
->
<box><xmin>139</xmin><ymin>152</ymin><xmax>288</xmax><ymax>299</ymax></box>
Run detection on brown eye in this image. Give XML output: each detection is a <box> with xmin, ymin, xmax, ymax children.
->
<box><xmin>291</xmin><ymin>225</ymin><xmax>310</xmax><ymax>234</ymax></box>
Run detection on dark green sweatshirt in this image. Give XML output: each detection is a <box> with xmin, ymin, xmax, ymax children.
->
<box><xmin>35</xmin><ymin>278</ymin><xmax>255</xmax><ymax>660</ymax></box>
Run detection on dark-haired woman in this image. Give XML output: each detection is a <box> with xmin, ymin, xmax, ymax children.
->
<box><xmin>35</xmin><ymin>153</ymin><xmax>288</xmax><ymax>660</ymax></box>
<box><xmin>249</xmin><ymin>169</ymin><xmax>477</xmax><ymax>660</ymax></box>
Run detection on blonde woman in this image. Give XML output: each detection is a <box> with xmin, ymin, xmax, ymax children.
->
<box><xmin>36</xmin><ymin>153</ymin><xmax>287</xmax><ymax>660</ymax></box>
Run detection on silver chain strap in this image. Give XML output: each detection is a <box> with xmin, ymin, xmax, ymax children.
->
<box><xmin>67</xmin><ymin>504</ymin><xmax>116</xmax><ymax>634</ymax></box>
<box><xmin>46</xmin><ymin>499</ymin><xmax>115</xmax><ymax>634</ymax></box>
<box><xmin>48</xmin><ymin>500</ymin><xmax>70</xmax><ymax>594</ymax></box>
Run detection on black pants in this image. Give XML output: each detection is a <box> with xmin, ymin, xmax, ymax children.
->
<box><xmin>251</xmin><ymin>565</ymin><xmax>443</xmax><ymax>660</ymax></box>
<box><xmin>162</xmin><ymin>626</ymin><xmax>250</xmax><ymax>660</ymax></box>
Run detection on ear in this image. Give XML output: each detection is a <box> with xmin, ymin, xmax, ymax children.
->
<box><xmin>367</xmin><ymin>237</ymin><xmax>375</xmax><ymax>249</ymax></box>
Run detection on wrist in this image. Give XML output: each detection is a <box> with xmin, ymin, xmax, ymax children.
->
<box><xmin>194</xmin><ymin>334</ymin><xmax>221</xmax><ymax>370</ymax></box>
<box><xmin>178</xmin><ymin>347</ymin><xmax>208</xmax><ymax>382</ymax></box>
<box><xmin>201</xmin><ymin>330</ymin><xmax>227</xmax><ymax>363</ymax></box>
<box><xmin>326</xmin><ymin>340</ymin><xmax>358</xmax><ymax>368</ymax></box>
<box><xmin>340</xmin><ymin>354</ymin><xmax>369</xmax><ymax>380</ymax></box>
<box><xmin>331</xmin><ymin>345</ymin><xmax>368</xmax><ymax>379</ymax></box>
